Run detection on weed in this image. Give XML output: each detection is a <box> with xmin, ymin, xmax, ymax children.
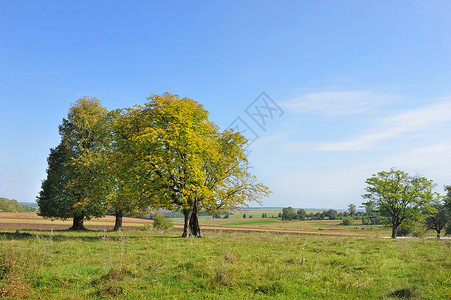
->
<box><xmin>92</xmin><ymin>268</ymin><xmax>126</xmax><ymax>297</ymax></box>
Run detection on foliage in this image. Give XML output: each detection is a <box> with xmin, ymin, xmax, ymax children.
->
<box><xmin>324</xmin><ymin>209</ymin><xmax>338</xmax><ymax>220</ymax></box>
<box><xmin>152</xmin><ymin>214</ymin><xmax>174</xmax><ymax>230</ymax></box>
<box><xmin>363</xmin><ymin>168</ymin><xmax>436</xmax><ymax>238</ymax></box>
<box><xmin>282</xmin><ymin>207</ymin><xmax>297</xmax><ymax>220</ymax></box>
<box><xmin>425</xmin><ymin>203</ymin><xmax>449</xmax><ymax>238</ymax></box>
<box><xmin>444</xmin><ymin>185</ymin><xmax>451</xmax><ymax>235</ymax></box>
<box><xmin>342</xmin><ymin>217</ymin><xmax>354</xmax><ymax>226</ymax></box>
<box><xmin>297</xmin><ymin>209</ymin><xmax>307</xmax><ymax>220</ymax></box>
<box><xmin>37</xmin><ymin>93</ymin><xmax>271</xmax><ymax>233</ymax></box>
<box><xmin>125</xmin><ymin>93</ymin><xmax>271</xmax><ymax>237</ymax></box>
<box><xmin>348</xmin><ymin>204</ymin><xmax>356</xmax><ymax>216</ymax></box>
<box><xmin>37</xmin><ymin>98</ymin><xmax>108</xmax><ymax>229</ymax></box>
<box><xmin>37</xmin><ymin>143</ymin><xmax>78</xmax><ymax>220</ymax></box>
<box><xmin>0</xmin><ymin>198</ymin><xmax>34</xmax><ymax>212</ymax></box>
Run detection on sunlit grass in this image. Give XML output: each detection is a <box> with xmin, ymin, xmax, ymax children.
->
<box><xmin>0</xmin><ymin>229</ymin><xmax>449</xmax><ymax>299</ymax></box>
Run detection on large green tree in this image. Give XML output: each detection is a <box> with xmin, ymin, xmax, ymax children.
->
<box><xmin>38</xmin><ymin>97</ymin><xmax>108</xmax><ymax>230</ymax></box>
<box><xmin>37</xmin><ymin>142</ymin><xmax>85</xmax><ymax>229</ymax></box>
<box><xmin>103</xmin><ymin>108</ymin><xmax>154</xmax><ymax>230</ymax></box>
<box><xmin>362</xmin><ymin>168</ymin><xmax>436</xmax><ymax>238</ymax></box>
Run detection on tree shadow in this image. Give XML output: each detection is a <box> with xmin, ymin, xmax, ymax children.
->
<box><xmin>0</xmin><ymin>231</ymin><xmax>33</xmax><ymax>240</ymax></box>
<box><xmin>0</xmin><ymin>229</ymin><xmax>181</xmax><ymax>242</ymax></box>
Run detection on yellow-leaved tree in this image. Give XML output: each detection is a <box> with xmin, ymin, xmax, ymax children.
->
<box><xmin>127</xmin><ymin>93</ymin><xmax>271</xmax><ymax>237</ymax></box>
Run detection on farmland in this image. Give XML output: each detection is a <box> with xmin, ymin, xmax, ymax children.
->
<box><xmin>0</xmin><ymin>212</ymin><xmax>450</xmax><ymax>299</ymax></box>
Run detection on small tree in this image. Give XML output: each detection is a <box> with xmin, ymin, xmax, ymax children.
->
<box><xmin>425</xmin><ymin>203</ymin><xmax>449</xmax><ymax>238</ymax></box>
<box><xmin>297</xmin><ymin>209</ymin><xmax>307</xmax><ymax>221</ymax></box>
<box><xmin>153</xmin><ymin>214</ymin><xmax>174</xmax><ymax>230</ymax></box>
<box><xmin>324</xmin><ymin>209</ymin><xmax>338</xmax><ymax>220</ymax></box>
<box><xmin>348</xmin><ymin>204</ymin><xmax>356</xmax><ymax>217</ymax></box>
<box><xmin>282</xmin><ymin>207</ymin><xmax>297</xmax><ymax>220</ymax></box>
<box><xmin>363</xmin><ymin>168</ymin><xmax>436</xmax><ymax>238</ymax></box>
<box><xmin>361</xmin><ymin>201</ymin><xmax>375</xmax><ymax>216</ymax></box>
<box><xmin>444</xmin><ymin>185</ymin><xmax>451</xmax><ymax>235</ymax></box>
<box><xmin>342</xmin><ymin>217</ymin><xmax>354</xmax><ymax>226</ymax></box>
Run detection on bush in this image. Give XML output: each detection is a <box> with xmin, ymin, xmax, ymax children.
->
<box><xmin>362</xmin><ymin>217</ymin><xmax>371</xmax><ymax>225</ymax></box>
<box><xmin>342</xmin><ymin>217</ymin><xmax>354</xmax><ymax>226</ymax></box>
<box><xmin>153</xmin><ymin>214</ymin><xmax>173</xmax><ymax>230</ymax></box>
<box><xmin>137</xmin><ymin>224</ymin><xmax>152</xmax><ymax>231</ymax></box>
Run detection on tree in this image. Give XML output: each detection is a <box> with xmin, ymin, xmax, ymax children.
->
<box><xmin>37</xmin><ymin>143</ymin><xmax>86</xmax><ymax>229</ymax></box>
<box><xmin>324</xmin><ymin>209</ymin><xmax>338</xmax><ymax>220</ymax></box>
<box><xmin>297</xmin><ymin>209</ymin><xmax>307</xmax><ymax>221</ymax></box>
<box><xmin>127</xmin><ymin>93</ymin><xmax>271</xmax><ymax>237</ymax></box>
<box><xmin>0</xmin><ymin>198</ymin><xmax>34</xmax><ymax>212</ymax></box>
<box><xmin>348</xmin><ymin>204</ymin><xmax>356</xmax><ymax>217</ymax></box>
<box><xmin>425</xmin><ymin>203</ymin><xmax>448</xmax><ymax>238</ymax></box>
<box><xmin>104</xmin><ymin>108</ymin><xmax>155</xmax><ymax>230</ymax></box>
<box><xmin>38</xmin><ymin>97</ymin><xmax>108</xmax><ymax>230</ymax></box>
<box><xmin>363</xmin><ymin>168</ymin><xmax>436</xmax><ymax>238</ymax></box>
<box><xmin>444</xmin><ymin>185</ymin><xmax>451</xmax><ymax>235</ymax></box>
<box><xmin>342</xmin><ymin>217</ymin><xmax>354</xmax><ymax>226</ymax></box>
<box><xmin>282</xmin><ymin>207</ymin><xmax>297</xmax><ymax>220</ymax></box>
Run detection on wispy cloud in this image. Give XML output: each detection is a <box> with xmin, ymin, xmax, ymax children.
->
<box><xmin>282</xmin><ymin>97</ymin><xmax>451</xmax><ymax>152</ymax></box>
<box><xmin>281</xmin><ymin>89</ymin><xmax>398</xmax><ymax>116</ymax></box>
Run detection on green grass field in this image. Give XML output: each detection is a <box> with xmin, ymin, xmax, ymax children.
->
<box><xmin>0</xmin><ymin>228</ymin><xmax>450</xmax><ymax>299</ymax></box>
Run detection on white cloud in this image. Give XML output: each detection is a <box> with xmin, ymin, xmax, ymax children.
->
<box><xmin>386</xmin><ymin>141</ymin><xmax>451</xmax><ymax>182</ymax></box>
<box><xmin>281</xmin><ymin>89</ymin><xmax>397</xmax><ymax>116</ymax></box>
<box><xmin>282</xmin><ymin>97</ymin><xmax>451</xmax><ymax>152</ymax></box>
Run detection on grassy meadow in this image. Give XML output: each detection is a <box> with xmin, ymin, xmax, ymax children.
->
<box><xmin>0</xmin><ymin>225</ymin><xmax>450</xmax><ymax>299</ymax></box>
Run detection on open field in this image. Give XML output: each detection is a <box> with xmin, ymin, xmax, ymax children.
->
<box><xmin>0</xmin><ymin>229</ymin><xmax>450</xmax><ymax>299</ymax></box>
<box><xmin>0</xmin><ymin>212</ymin><xmax>450</xmax><ymax>298</ymax></box>
<box><xmin>0</xmin><ymin>212</ymin><xmax>441</xmax><ymax>238</ymax></box>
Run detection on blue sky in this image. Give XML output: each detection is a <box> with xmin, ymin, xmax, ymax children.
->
<box><xmin>1</xmin><ymin>1</ymin><xmax>451</xmax><ymax>208</ymax></box>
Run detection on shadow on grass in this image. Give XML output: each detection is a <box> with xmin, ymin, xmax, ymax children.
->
<box><xmin>0</xmin><ymin>230</ymin><xmax>182</xmax><ymax>241</ymax></box>
<box><xmin>0</xmin><ymin>231</ymin><xmax>33</xmax><ymax>240</ymax></box>
<box><xmin>388</xmin><ymin>288</ymin><xmax>422</xmax><ymax>299</ymax></box>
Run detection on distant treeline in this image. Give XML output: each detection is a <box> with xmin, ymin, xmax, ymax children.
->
<box><xmin>0</xmin><ymin>197</ymin><xmax>36</xmax><ymax>212</ymax></box>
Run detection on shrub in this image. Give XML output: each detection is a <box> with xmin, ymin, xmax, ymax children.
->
<box><xmin>362</xmin><ymin>217</ymin><xmax>371</xmax><ymax>225</ymax></box>
<box><xmin>153</xmin><ymin>214</ymin><xmax>174</xmax><ymax>230</ymax></box>
<box><xmin>342</xmin><ymin>217</ymin><xmax>354</xmax><ymax>226</ymax></box>
<box><xmin>137</xmin><ymin>224</ymin><xmax>152</xmax><ymax>231</ymax></box>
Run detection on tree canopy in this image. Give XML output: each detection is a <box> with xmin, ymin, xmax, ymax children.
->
<box><xmin>362</xmin><ymin>168</ymin><xmax>436</xmax><ymax>238</ymax></box>
<box><xmin>0</xmin><ymin>197</ymin><xmax>35</xmax><ymax>212</ymax></box>
<box><xmin>118</xmin><ymin>93</ymin><xmax>271</xmax><ymax>236</ymax></box>
<box><xmin>37</xmin><ymin>93</ymin><xmax>271</xmax><ymax>234</ymax></box>
<box><xmin>38</xmin><ymin>97</ymin><xmax>111</xmax><ymax>229</ymax></box>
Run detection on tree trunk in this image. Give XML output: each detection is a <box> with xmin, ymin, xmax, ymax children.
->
<box><xmin>182</xmin><ymin>199</ymin><xmax>202</xmax><ymax>238</ymax></box>
<box><xmin>113</xmin><ymin>209</ymin><xmax>123</xmax><ymax>231</ymax></box>
<box><xmin>189</xmin><ymin>199</ymin><xmax>202</xmax><ymax>238</ymax></box>
<box><xmin>70</xmin><ymin>214</ymin><xmax>86</xmax><ymax>230</ymax></box>
<box><xmin>182</xmin><ymin>208</ymin><xmax>193</xmax><ymax>237</ymax></box>
<box><xmin>391</xmin><ymin>225</ymin><xmax>398</xmax><ymax>238</ymax></box>
<box><xmin>436</xmin><ymin>230</ymin><xmax>441</xmax><ymax>239</ymax></box>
